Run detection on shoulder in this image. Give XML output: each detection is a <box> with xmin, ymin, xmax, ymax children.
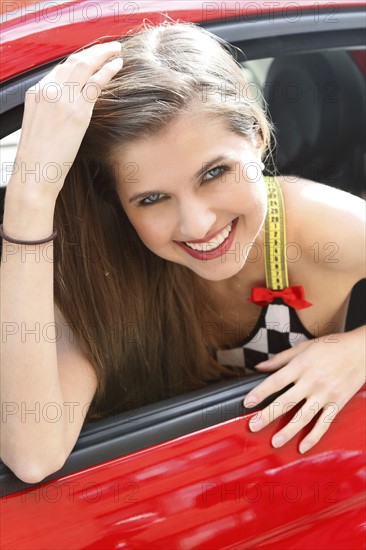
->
<box><xmin>275</xmin><ymin>175</ymin><xmax>365</xmax><ymax>279</ymax></box>
<box><xmin>277</xmin><ymin>175</ymin><xmax>365</xmax><ymax>219</ymax></box>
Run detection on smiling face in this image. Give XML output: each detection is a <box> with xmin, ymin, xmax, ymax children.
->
<box><xmin>113</xmin><ymin>109</ymin><xmax>267</xmax><ymax>281</ymax></box>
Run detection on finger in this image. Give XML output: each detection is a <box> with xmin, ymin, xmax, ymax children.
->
<box><xmin>39</xmin><ymin>41</ymin><xmax>122</xmax><ymax>89</ymax></box>
<box><xmin>298</xmin><ymin>401</ymin><xmax>341</xmax><ymax>453</ymax></box>
<box><xmin>65</xmin><ymin>42</ymin><xmax>122</xmax><ymax>91</ymax></box>
<box><xmin>255</xmin><ymin>340</ymin><xmax>313</xmax><ymax>371</ymax></box>
<box><xmin>26</xmin><ymin>43</ymin><xmax>123</xmax><ymax>108</ymax></box>
<box><xmin>270</xmin><ymin>397</ymin><xmax>334</xmax><ymax>449</ymax></box>
<box><xmin>243</xmin><ymin>363</ymin><xmax>297</xmax><ymax>408</ymax></box>
<box><xmin>85</xmin><ymin>57</ymin><xmax>123</xmax><ymax>99</ymax></box>
<box><xmin>248</xmin><ymin>385</ymin><xmax>307</xmax><ymax>432</ymax></box>
<box><xmin>73</xmin><ymin>58</ymin><xmax>123</xmax><ymax>108</ymax></box>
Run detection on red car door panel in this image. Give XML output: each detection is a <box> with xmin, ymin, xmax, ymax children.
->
<box><xmin>1</xmin><ymin>389</ymin><xmax>365</xmax><ymax>549</ymax></box>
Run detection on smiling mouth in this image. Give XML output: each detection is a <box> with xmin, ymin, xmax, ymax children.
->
<box><xmin>174</xmin><ymin>217</ymin><xmax>239</xmax><ymax>260</ymax></box>
<box><xmin>184</xmin><ymin>220</ymin><xmax>235</xmax><ymax>251</ymax></box>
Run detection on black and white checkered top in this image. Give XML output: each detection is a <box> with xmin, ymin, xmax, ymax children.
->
<box><xmin>216</xmin><ymin>280</ymin><xmax>365</xmax><ymax>372</ymax></box>
<box><xmin>216</xmin><ymin>298</ymin><xmax>314</xmax><ymax>371</ymax></box>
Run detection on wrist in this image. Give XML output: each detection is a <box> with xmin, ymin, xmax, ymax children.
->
<box><xmin>0</xmin><ymin>224</ymin><xmax>57</xmax><ymax>245</ymax></box>
<box><xmin>3</xmin><ymin>184</ymin><xmax>57</xmax><ymax>241</ymax></box>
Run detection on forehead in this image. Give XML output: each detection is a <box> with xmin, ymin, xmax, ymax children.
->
<box><xmin>112</xmin><ymin>109</ymin><xmax>253</xmax><ymax>191</ymax></box>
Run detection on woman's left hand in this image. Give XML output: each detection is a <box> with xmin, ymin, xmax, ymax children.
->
<box><xmin>243</xmin><ymin>326</ymin><xmax>366</xmax><ymax>453</ymax></box>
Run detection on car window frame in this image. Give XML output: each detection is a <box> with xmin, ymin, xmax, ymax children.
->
<box><xmin>0</xmin><ymin>8</ymin><xmax>365</xmax><ymax>497</ymax></box>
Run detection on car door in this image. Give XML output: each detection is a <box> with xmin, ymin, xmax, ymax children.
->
<box><xmin>1</xmin><ymin>2</ymin><xmax>365</xmax><ymax>549</ymax></box>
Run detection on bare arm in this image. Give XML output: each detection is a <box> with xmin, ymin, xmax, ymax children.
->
<box><xmin>0</xmin><ymin>42</ymin><xmax>122</xmax><ymax>483</ymax></box>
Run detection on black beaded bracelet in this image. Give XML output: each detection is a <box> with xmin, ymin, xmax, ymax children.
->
<box><xmin>0</xmin><ymin>224</ymin><xmax>57</xmax><ymax>245</ymax></box>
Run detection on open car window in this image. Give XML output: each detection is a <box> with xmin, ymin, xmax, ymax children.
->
<box><xmin>0</xmin><ymin>8</ymin><xmax>365</xmax><ymax>497</ymax></box>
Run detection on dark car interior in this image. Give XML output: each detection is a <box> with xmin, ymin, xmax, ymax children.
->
<box><xmin>0</xmin><ymin>9</ymin><xmax>365</xmax><ymax>494</ymax></box>
<box><xmin>262</xmin><ymin>49</ymin><xmax>365</xmax><ymax>197</ymax></box>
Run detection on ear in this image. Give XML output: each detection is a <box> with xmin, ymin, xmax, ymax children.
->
<box><xmin>251</xmin><ymin>137</ymin><xmax>264</xmax><ymax>167</ymax></box>
<box><xmin>250</xmin><ymin>135</ymin><xmax>265</xmax><ymax>171</ymax></box>
<box><xmin>253</xmin><ymin>130</ymin><xmax>264</xmax><ymax>155</ymax></box>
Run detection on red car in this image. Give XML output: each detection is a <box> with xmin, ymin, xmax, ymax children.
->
<box><xmin>0</xmin><ymin>1</ymin><xmax>365</xmax><ymax>549</ymax></box>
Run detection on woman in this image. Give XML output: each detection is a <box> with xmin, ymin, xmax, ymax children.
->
<box><xmin>1</xmin><ymin>22</ymin><xmax>365</xmax><ymax>483</ymax></box>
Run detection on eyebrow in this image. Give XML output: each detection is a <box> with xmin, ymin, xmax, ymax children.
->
<box><xmin>128</xmin><ymin>154</ymin><xmax>229</xmax><ymax>204</ymax></box>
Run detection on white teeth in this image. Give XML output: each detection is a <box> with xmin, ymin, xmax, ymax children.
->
<box><xmin>184</xmin><ymin>221</ymin><xmax>234</xmax><ymax>252</ymax></box>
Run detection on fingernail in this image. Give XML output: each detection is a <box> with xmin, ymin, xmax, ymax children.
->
<box><xmin>299</xmin><ymin>442</ymin><xmax>311</xmax><ymax>454</ymax></box>
<box><xmin>249</xmin><ymin>417</ymin><xmax>263</xmax><ymax>432</ymax></box>
<box><xmin>109</xmin><ymin>58</ymin><xmax>123</xmax><ymax>68</ymax></box>
<box><xmin>256</xmin><ymin>359</ymin><xmax>273</xmax><ymax>370</ymax></box>
<box><xmin>272</xmin><ymin>434</ymin><xmax>285</xmax><ymax>448</ymax></box>
<box><xmin>244</xmin><ymin>396</ymin><xmax>258</xmax><ymax>408</ymax></box>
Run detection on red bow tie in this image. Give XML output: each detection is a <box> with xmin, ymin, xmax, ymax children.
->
<box><xmin>248</xmin><ymin>285</ymin><xmax>312</xmax><ymax>310</ymax></box>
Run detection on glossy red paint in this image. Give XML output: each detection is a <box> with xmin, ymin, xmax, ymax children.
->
<box><xmin>1</xmin><ymin>392</ymin><xmax>365</xmax><ymax>549</ymax></box>
<box><xmin>1</xmin><ymin>0</ymin><xmax>365</xmax><ymax>81</ymax></box>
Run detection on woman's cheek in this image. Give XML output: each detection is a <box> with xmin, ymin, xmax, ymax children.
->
<box><xmin>134</xmin><ymin>215</ymin><xmax>173</xmax><ymax>250</ymax></box>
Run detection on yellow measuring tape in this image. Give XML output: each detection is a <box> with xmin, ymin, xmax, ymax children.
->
<box><xmin>263</xmin><ymin>176</ymin><xmax>289</xmax><ymax>290</ymax></box>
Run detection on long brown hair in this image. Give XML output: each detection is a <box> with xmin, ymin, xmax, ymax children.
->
<box><xmin>54</xmin><ymin>22</ymin><xmax>273</xmax><ymax>419</ymax></box>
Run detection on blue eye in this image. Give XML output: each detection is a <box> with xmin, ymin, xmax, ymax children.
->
<box><xmin>203</xmin><ymin>165</ymin><xmax>229</xmax><ymax>181</ymax></box>
<box><xmin>139</xmin><ymin>193</ymin><xmax>165</xmax><ymax>206</ymax></box>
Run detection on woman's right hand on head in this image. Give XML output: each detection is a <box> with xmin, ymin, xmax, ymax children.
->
<box><xmin>10</xmin><ymin>41</ymin><xmax>123</xmax><ymax>202</ymax></box>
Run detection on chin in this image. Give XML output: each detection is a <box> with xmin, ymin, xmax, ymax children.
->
<box><xmin>188</xmin><ymin>260</ymin><xmax>245</xmax><ymax>282</ymax></box>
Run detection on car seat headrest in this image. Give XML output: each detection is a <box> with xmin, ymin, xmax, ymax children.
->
<box><xmin>264</xmin><ymin>51</ymin><xmax>365</xmax><ymax>174</ymax></box>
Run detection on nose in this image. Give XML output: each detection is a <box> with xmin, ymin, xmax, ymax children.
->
<box><xmin>178</xmin><ymin>196</ymin><xmax>216</xmax><ymax>241</ymax></box>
